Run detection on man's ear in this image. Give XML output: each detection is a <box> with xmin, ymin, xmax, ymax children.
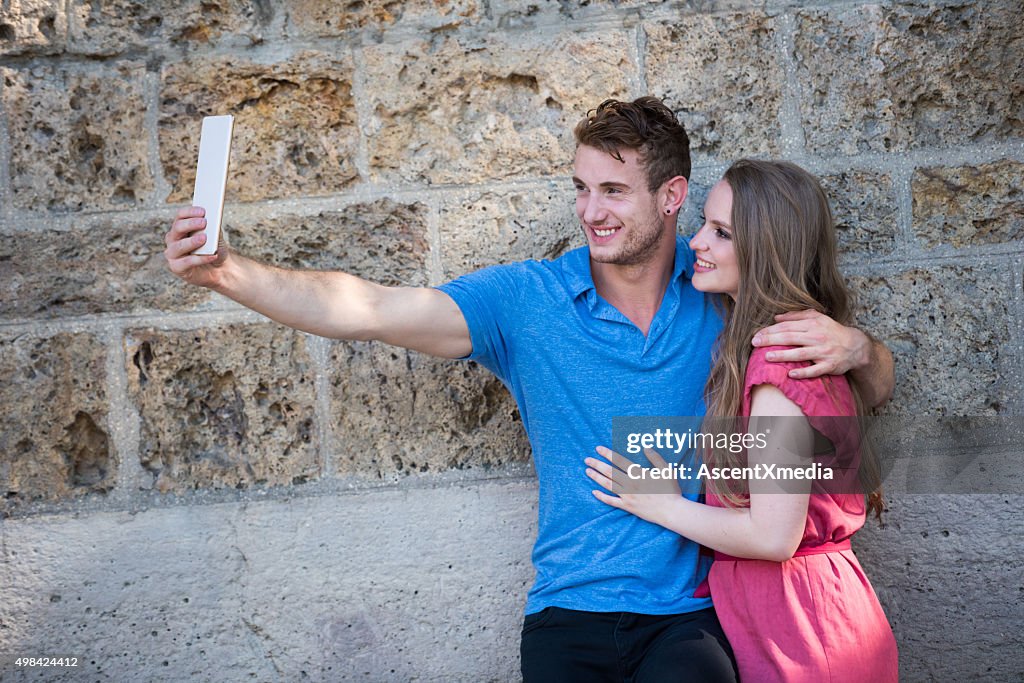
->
<box><xmin>662</xmin><ymin>176</ymin><xmax>688</xmax><ymax>215</ymax></box>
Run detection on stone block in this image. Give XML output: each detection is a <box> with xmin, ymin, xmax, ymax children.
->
<box><xmin>795</xmin><ymin>3</ymin><xmax>1024</xmax><ymax>155</ymax></box>
<box><xmin>67</xmin><ymin>0</ymin><xmax>268</xmax><ymax>54</ymax></box>
<box><xmin>912</xmin><ymin>159</ymin><xmax>1024</xmax><ymax>249</ymax></box>
<box><xmin>0</xmin><ymin>0</ymin><xmax>66</xmax><ymax>55</ymax></box>
<box><xmin>232</xmin><ymin>199</ymin><xmax>430</xmax><ymax>287</ymax></box>
<box><xmin>286</xmin><ymin>0</ymin><xmax>478</xmax><ymax>35</ymax></box>
<box><xmin>438</xmin><ymin>186</ymin><xmax>581</xmax><ymax>279</ymax></box>
<box><xmin>328</xmin><ymin>343</ymin><xmax>531</xmax><ymax>479</ymax></box>
<box><xmin>644</xmin><ymin>12</ymin><xmax>784</xmax><ymax>159</ymax></box>
<box><xmin>159</xmin><ymin>51</ymin><xmax>359</xmax><ymax>203</ymax></box>
<box><xmin>0</xmin><ymin>217</ymin><xmax>210</xmax><ymax>319</ymax></box>
<box><xmin>848</xmin><ymin>266</ymin><xmax>1014</xmax><ymax>416</ymax></box>
<box><xmin>2</xmin><ymin>62</ymin><xmax>153</xmax><ymax>212</ymax></box>
<box><xmin>819</xmin><ymin>170</ymin><xmax>898</xmax><ymax>257</ymax></box>
<box><xmin>854</xmin><ymin>494</ymin><xmax>1024</xmax><ymax>681</ymax></box>
<box><xmin>362</xmin><ymin>31</ymin><xmax>632</xmax><ymax>185</ymax></box>
<box><xmin>125</xmin><ymin>324</ymin><xmax>320</xmax><ymax>492</ymax></box>
<box><xmin>0</xmin><ymin>332</ymin><xmax>112</xmax><ymax>511</ymax></box>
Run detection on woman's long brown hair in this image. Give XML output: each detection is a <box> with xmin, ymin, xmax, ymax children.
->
<box><xmin>703</xmin><ymin>159</ymin><xmax>883</xmax><ymax>518</ymax></box>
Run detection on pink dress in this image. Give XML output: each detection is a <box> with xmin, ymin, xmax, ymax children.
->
<box><xmin>705</xmin><ymin>346</ymin><xmax>898</xmax><ymax>683</ymax></box>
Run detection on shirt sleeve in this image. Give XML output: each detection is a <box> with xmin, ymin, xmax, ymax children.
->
<box><xmin>744</xmin><ymin>345</ymin><xmax>859</xmax><ymax>459</ymax></box>
<box><xmin>435</xmin><ymin>263</ymin><xmax>524</xmax><ymax>383</ymax></box>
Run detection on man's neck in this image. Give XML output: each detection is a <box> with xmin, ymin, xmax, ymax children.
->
<box><xmin>591</xmin><ymin>237</ymin><xmax>677</xmax><ymax>336</ymax></box>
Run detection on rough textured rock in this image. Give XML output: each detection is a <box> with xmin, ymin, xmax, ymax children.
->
<box><xmin>438</xmin><ymin>186</ymin><xmax>580</xmax><ymax>278</ymax></box>
<box><xmin>854</xmin><ymin>495</ymin><xmax>1024</xmax><ymax>683</ymax></box>
<box><xmin>0</xmin><ymin>217</ymin><xmax>209</xmax><ymax>319</ymax></box>
<box><xmin>329</xmin><ymin>343</ymin><xmax>531</xmax><ymax>479</ymax></box>
<box><xmin>159</xmin><ymin>52</ymin><xmax>359</xmax><ymax>203</ymax></box>
<box><xmin>2</xmin><ymin>62</ymin><xmax>153</xmax><ymax>212</ymax></box>
<box><xmin>362</xmin><ymin>31</ymin><xmax>632</xmax><ymax>184</ymax></box>
<box><xmin>795</xmin><ymin>3</ymin><xmax>1024</xmax><ymax>155</ymax></box>
<box><xmin>849</xmin><ymin>266</ymin><xmax>1013</xmax><ymax>416</ymax></box>
<box><xmin>819</xmin><ymin>170</ymin><xmax>898</xmax><ymax>257</ymax></box>
<box><xmin>233</xmin><ymin>199</ymin><xmax>430</xmax><ymax>287</ymax></box>
<box><xmin>67</xmin><ymin>0</ymin><xmax>269</xmax><ymax>55</ymax></box>
<box><xmin>0</xmin><ymin>0</ymin><xmax>67</xmax><ymax>55</ymax></box>
<box><xmin>645</xmin><ymin>12</ymin><xmax>784</xmax><ymax>159</ymax></box>
<box><xmin>0</xmin><ymin>332</ymin><xmax>112</xmax><ymax>512</ymax></box>
<box><xmin>125</xmin><ymin>325</ymin><xmax>320</xmax><ymax>492</ymax></box>
<box><xmin>912</xmin><ymin>159</ymin><xmax>1024</xmax><ymax>249</ymax></box>
<box><xmin>286</xmin><ymin>0</ymin><xmax>478</xmax><ymax>35</ymax></box>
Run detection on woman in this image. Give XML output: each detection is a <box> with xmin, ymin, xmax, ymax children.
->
<box><xmin>585</xmin><ymin>159</ymin><xmax>899</xmax><ymax>682</ymax></box>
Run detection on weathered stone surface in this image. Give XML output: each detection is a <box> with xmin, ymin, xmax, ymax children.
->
<box><xmin>912</xmin><ymin>159</ymin><xmax>1024</xmax><ymax>249</ymax></box>
<box><xmin>819</xmin><ymin>170</ymin><xmax>898</xmax><ymax>257</ymax></box>
<box><xmin>438</xmin><ymin>186</ymin><xmax>580</xmax><ymax>278</ymax></box>
<box><xmin>849</xmin><ymin>266</ymin><xmax>1014</xmax><ymax>415</ymax></box>
<box><xmin>125</xmin><ymin>325</ymin><xmax>320</xmax><ymax>492</ymax></box>
<box><xmin>362</xmin><ymin>31</ymin><xmax>632</xmax><ymax>184</ymax></box>
<box><xmin>0</xmin><ymin>482</ymin><xmax>536</xmax><ymax>680</ymax></box>
<box><xmin>233</xmin><ymin>199</ymin><xmax>430</xmax><ymax>287</ymax></box>
<box><xmin>159</xmin><ymin>52</ymin><xmax>359</xmax><ymax>203</ymax></box>
<box><xmin>329</xmin><ymin>343</ymin><xmax>530</xmax><ymax>478</ymax></box>
<box><xmin>855</xmin><ymin>495</ymin><xmax>1024</xmax><ymax>682</ymax></box>
<box><xmin>0</xmin><ymin>218</ymin><xmax>209</xmax><ymax>319</ymax></box>
<box><xmin>286</xmin><ymin>0</ymin><xmax>478</xmax><ymax>35</ymax></box>
<box><xmin>645</xmin><ymin>12</ymin><xmax>784</xmax><ymax>159</ymax></box>
<box><xmin>67</xmin><ymin>0</ymin><xmax>268</xmax><ymax>54</ymax></box>
<box><xmin>795</xmin><ymin>3</ymin><xmax>1024</xmax><ymax>155</ymax></box>
<box><xmin>0</xmin><ymin>0</ymin><xmax>66</xmax><ymax>55</ymax></box>
<box><xmin>2</xmin><ymin>62</ymin><xmax>153</xmax><ymax>212</ymax></box>
<box><xmin>0</xmin><ymin>332</ymin><xmax>113</xmax><ymax>511</ymax></box>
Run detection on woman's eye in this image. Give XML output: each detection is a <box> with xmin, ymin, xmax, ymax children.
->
<box><xmin>715</xmin><ymin>227</ymin><xmax>732</xmax><ymax>240</ymax></box>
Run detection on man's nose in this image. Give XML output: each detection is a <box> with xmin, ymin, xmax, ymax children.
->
<box><xmin>581</xmin><ymin>194</ymin><xmax>605</xmax><ymax>224</ymax></box>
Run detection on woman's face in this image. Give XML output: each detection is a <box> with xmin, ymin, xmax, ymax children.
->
<box><xmin>689</xmin><ymin>180</ymin><xmax>739</xmax><ymax>300</ymax></box>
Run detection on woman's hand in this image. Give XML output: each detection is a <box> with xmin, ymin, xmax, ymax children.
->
<box><xmin>585</xmin><ymin>446</ymin><xmax>682</xmax><ymax>527</ymax></box>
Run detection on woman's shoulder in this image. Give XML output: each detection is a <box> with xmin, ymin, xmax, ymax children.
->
<box><xmin>744</xmin><ymin>345</ymin><xmax>854</xmax><ymax>417</ymax></box>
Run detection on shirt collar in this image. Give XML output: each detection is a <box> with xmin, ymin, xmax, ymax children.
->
<box><xmin>562</xmin><ymin>235</ymin><xmax>695</xmax><ymax>300</ymax></box>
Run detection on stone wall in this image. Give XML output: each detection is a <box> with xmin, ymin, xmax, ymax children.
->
<box><xmin>1</xmin><ymin>0</ymin><xmax>1021</xmax><ymax>681</ymax></box>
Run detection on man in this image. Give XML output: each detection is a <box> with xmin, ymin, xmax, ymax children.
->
<box><xmin>165</xmin><ymin>96</ymin><xmax>893</xmax><ymax>681</ymax></box>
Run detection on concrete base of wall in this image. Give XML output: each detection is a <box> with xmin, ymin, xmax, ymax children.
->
<box><xmin>1</xmin><ymin>482</ymin><xmax>1021</xmax><ymax>682</ymax></box>
<box><xmin>0</xmin><ymin>480</ymin><xmax>537</xmax><ymax>682</ymax></box>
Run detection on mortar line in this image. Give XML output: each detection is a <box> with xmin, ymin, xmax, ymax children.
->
<box><xmin>143</xmin><ymin>64</ymin><xmax>172</xmax><ymax>209</ymax></box>
<box><xmin>1012</xmin><ymin>258</ymin><xmax>1024</xmax><ymax>415</ymax></box>
<box><xmin>0</xmin><ymin>55</ymin><xmax>12</xmax><ymax>227</ymax></box>
<box><xmin>350</xmin><ymin>45</ymin><xmax>371</xmax><ymax>183</ymax></box>
<box><xmin>632</xmin><ymin>22</ymin><xmax>649</xmax><ymax>98</ymax></box>
<box><xmin>104</xmin><ymin>322</ymin><xmax>145</xmax><ymax>495</ymax></box>
<box><xmin>427</xmin><ymin>195</ymin><xmax>445</xmax><ymax>287</ymax></box>
<box><xmin>776</xmin><ymin>11</ymin><xmax>806</xmax><ymax>157</ymax></box>
<box><xmin>307</xmin><ymin>334</ymin><xmax>335</xmax><ymax>485</ymax></box>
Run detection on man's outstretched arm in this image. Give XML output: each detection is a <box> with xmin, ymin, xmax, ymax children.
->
<box><xmin>164</xmin><ymin>206</ymin><xmax>472</xmax><ymax>359</ymax></box>
<box><xmin>751</xmin><ymin>309</ymin><xmax>895</xmax><ymax>409</ymax></box>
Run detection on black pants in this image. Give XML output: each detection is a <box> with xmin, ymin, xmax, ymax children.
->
<box><xmin>520</xmin><ymin>606</ymin><xmax>737</xmax><ymax>683</ymax></box>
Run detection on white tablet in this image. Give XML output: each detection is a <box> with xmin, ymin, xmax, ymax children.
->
<box><xmin>191</xmin><ymin>115</ymin><xmax>234</xmax><ymax>255</ymax></box>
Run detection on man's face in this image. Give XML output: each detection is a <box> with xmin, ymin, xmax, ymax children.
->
<box><xmin>572</xmin><ymin>145</ymin><xmax>667</xmax><ymax>266</ymax></box>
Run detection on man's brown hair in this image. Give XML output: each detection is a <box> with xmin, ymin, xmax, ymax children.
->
<box><xmin>573</xmin><ymin>96</ymin><xmax>691</xmax><ymax>191</ymax></box>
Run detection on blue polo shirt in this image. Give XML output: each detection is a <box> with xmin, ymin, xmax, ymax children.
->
<box><xmin>437</xmin><ymin>236</ymin><xmax>722</xmax><ymax>615</ymax></box>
